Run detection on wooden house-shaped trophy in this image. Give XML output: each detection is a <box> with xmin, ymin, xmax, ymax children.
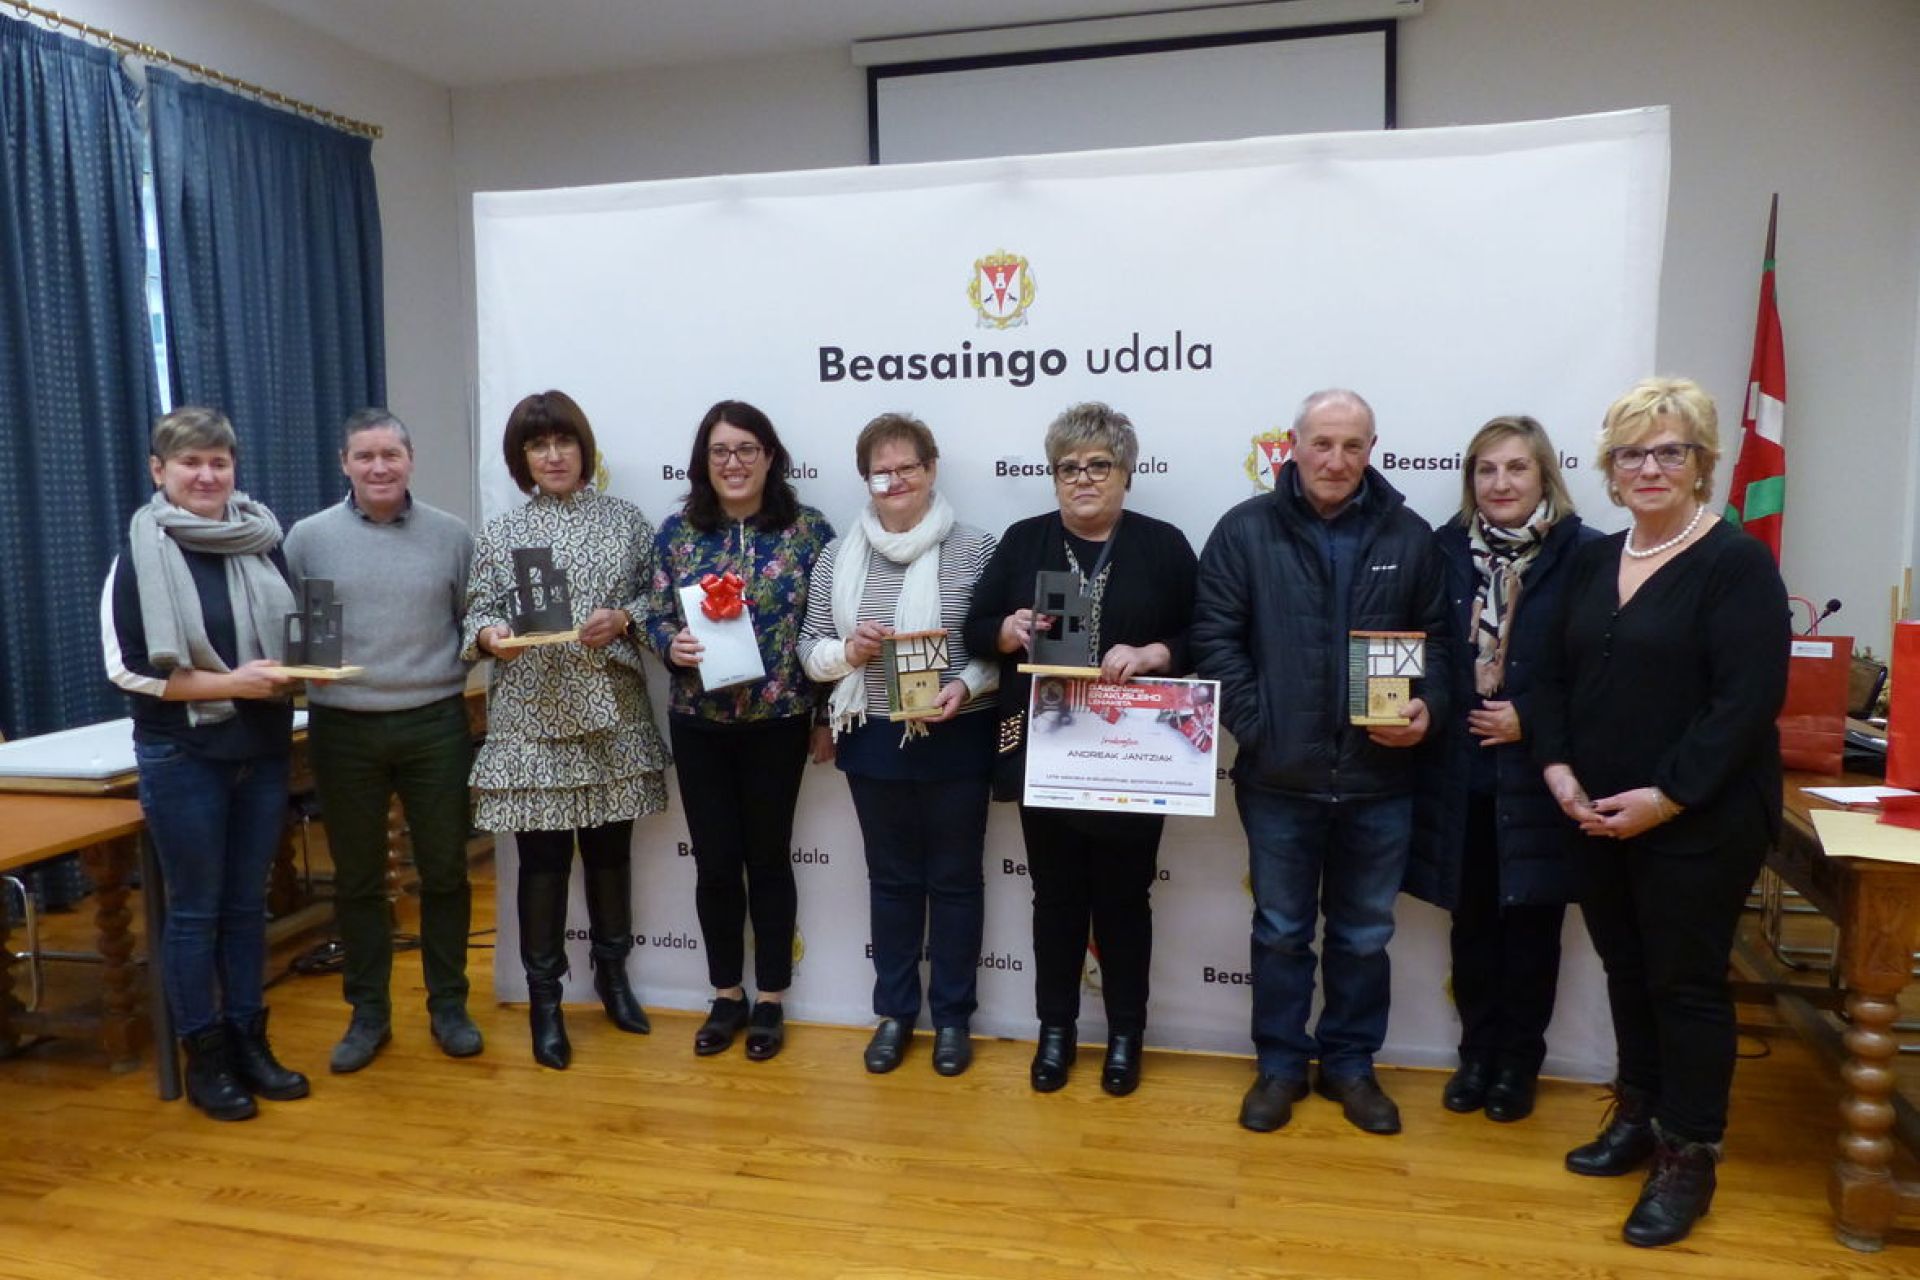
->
<box><xmin>884</xmin><ymin>629</ymin><xmax>949</xmax><ymax>721</ymax></box>
<box><xmin>1348</xmin><ymin>630</ymin><xmax>1425</xmax><ymax>725</ymax></box>
<box><xmin>494</xmin><ymin>547</ymin><xmax>580</xmax><ymax>650</ymax></box>
<box><xmin>1017</xmin><ymin>570</ymin><xmax>1100</xmax><ymax>678</ymax></box>
<box><xmin>271</xmin><ymin>578</ymin><xmax>363</xmax><ymax>679</ymax></box>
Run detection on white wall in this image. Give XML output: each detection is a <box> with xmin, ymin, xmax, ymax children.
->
<box><xmin>37</xmin><ymin>0</ymin><xmax>470</xmax><ymax>520</ymax></box>
<box><xmin>451</xmin><ymin>0</ymin><xmax>1920</xmax><ymax>654</ymax></box>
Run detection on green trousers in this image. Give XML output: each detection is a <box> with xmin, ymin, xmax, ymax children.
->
<box><xmin>309</xmin><ymin>695</ymin><xmax>473</xmax><ymax>1020</ymax></box>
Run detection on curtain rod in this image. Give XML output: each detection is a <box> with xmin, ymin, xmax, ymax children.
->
<box><xmin>11</xmin><ymin>1</ymin><xmax>383</xmax><ymax>139</ymax></box>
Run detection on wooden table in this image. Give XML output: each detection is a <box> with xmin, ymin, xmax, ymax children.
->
<box><xmin>0</xmin><ymin>794</ymin><xmax>149</xmax><ymax>1072</ymax></box>
<box><xmin>1771</xmin><ymin>774</ymin><xmax>1920</xmax><ymax>1251</ymax></box>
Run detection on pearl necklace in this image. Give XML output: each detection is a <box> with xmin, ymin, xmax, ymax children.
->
<box><xmin>1623</xmin><ymin>502</ymin><xmax>1704</xmax><ymax>559</ymax></box>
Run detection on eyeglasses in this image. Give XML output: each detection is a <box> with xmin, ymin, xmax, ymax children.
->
<box><xmin>523</xmin><ymin>436</ymin><xmax>580</xmax><ymax>458</ymax></box>
<box><xmin>1054</xmin><ymin>459</ymin><xmax>1116</xmax><ymax>484</ymax></box>
<box><xmin>708</xmin><ymin>444</ymin><xmax>765</xmax><ymax>465</ymax></box>
<box><xmin>1609</xmin><ymin>443</ymin><xmax>1698</xmax><ymax>473</ymax></box>
<box><xmin>869</xmin><ymin>462</ymin><xmax>925</xmax><ymax>485</ymax></box>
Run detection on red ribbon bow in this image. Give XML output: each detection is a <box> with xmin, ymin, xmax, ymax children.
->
<box><xmin>698</xmin><ymin>571</ymin><xmax>746</xmax><ymax>621</ymax></box>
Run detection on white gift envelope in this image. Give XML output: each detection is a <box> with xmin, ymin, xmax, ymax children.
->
<box><xmin>677</xmin><ymin>584</ymin><xmax>766</xmax><ymax>691</ymax></box>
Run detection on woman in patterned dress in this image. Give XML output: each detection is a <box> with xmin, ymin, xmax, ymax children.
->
<box><xmin>463</xmin><ymin>390</ymin><xmax>669</xmax><ymax>1070</ymax></box>
<box><xmin>644</xmin><ymin>400</ymin><xmax>834</xmax><ymax>1062</ymax></box>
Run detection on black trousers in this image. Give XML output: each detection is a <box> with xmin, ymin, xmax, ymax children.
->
<box><xmin>1017</xmin><ymin>804</ymin><xmax>1163</xmax><ymax>1035</ymax></box>
<box><xmin>669</xmin><ymin>715</ymin><xmax>809</xmax><ymax>992</ymax></box>
<box><xmin>1576</xmin><ymin>832</ymin><xmax>1764</xmax><ymax>1144</ymax></box>
<box><xmin>1449</xmin><ymin>793</ymin><xmax>1565</xmax><ymax>1075</ymax></box>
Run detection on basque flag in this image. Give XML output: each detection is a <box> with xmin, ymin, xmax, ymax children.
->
<box><xmin>1724</xmin><ymin>195</ymin><xmax>1787</xmax><ymax>560</ymax></box>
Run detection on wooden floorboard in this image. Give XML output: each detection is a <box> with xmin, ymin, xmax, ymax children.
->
<box><xmin>3</xmin><ymin>859</ymin><xmax>1917</xmax><ymax>1278</ymax></box>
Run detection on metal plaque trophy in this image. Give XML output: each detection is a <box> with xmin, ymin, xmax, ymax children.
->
<box><xmin>1348</xmin><ymin>630</ymin><xmax>1426</xmax><ymax>725</ymax></box>
<box><xmin>883</xmin><ymin>629</ymin><xmax>949</xmax><ymax>721</ymax></box>
<box><xmin>493</xmin><ymin>546</ymin><xmax>580</xmax><ymax>648</ymax></box>
<box><xmin>271</xmin><ymin>578</ymin><xmax>362</xmax><ymax>679</ymax></box>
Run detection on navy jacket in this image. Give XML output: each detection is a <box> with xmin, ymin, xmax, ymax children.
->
<box><xmin>1191</xmin><ymin>463</ymin><xmax>1451</xmax><ymax>799</ymax></box>
<box><xmin>1406</xmin><ymin>513</ymin><xmax>1597</xmax><ymax>910</ymax></box>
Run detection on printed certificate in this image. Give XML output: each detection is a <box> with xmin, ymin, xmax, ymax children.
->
<box><xmin>1022</xmin><ymin>675</ymin><xmax>1221</xmax><ymax>816</ymax></box>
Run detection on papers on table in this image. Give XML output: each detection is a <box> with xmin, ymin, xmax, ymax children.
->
<box><xmin>676</xmin><ymin>585</ymin><xmax>765</xmax><ymax>691</ymax></box>
<box><xmin>1801</xmin><ymin>785</ymin><xmax>1918</xmax><ymax>808</ymax></box>
<box><xmin>1810</xmin><ymin>809</ymin><xmax>1920</xmax><ymax>866</ymax></box>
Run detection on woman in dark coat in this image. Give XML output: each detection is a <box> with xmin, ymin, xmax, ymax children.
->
<box><xmin>1409</xmin><ymin>415</ymin><xmax>1596</xmax><ymax>1125</ymax></box>
<box><xmin>963</xmin><ymin>401</ymin><xmax>1198</xmax><ymax>1097</ymax></box>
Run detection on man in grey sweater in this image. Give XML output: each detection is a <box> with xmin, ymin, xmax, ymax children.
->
<box><xmin>285</xmin><ymin>409</ymin><xmax>480</xmax><ymax>1072</ymax></box>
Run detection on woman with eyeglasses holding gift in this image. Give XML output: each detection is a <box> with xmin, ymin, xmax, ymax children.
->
<box><xmin>464</xmin><ymin>390</ymin><xmax>670</xmax><ymax>1070</ymax></box>
<box><xmin>643</xmin><ymin>401</ymin><xmax>834</xmax><ymax>1062</ymax></box>
<box><xmin>1532</xmin><ymin>377</ymin><xmax>1787</xmax><ymax>1249</ymax></box>
<box><xmin>963</xmin><ymin>402</ymin><xmax>1196</xmax><ymax>1097</ymax></box>
<box><xmin>797</xmin><ymin>412</ymin><xmax>998</xmax><ymax>1078</ymax></box>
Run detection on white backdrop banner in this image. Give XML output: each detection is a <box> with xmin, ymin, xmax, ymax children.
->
<box><xmin>473</xmin><ymin>108</ymin><xmax>1669</xmax><ymax>1080</ymax></box>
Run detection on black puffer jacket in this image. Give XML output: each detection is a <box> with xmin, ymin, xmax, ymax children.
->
<box><xmin>1191</xmin><ymin>464</ymin><xmax>1450</xmax><ymax>799</ymax></box>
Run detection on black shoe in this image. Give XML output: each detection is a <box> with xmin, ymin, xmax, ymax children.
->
<box><xmin>1442</xmin><ymin>1058</ymin><xmax>1492</xmax><ymax>1113</ymax></box>
<box><xmin>1315</xmin><ymin>1068</ymin><xmax>1402</xmax><ymax>1135</ymax></box>
<box><xmin>527</xmin><ymin>976</ymin><xmax>571</xmax><ymax>1070</ymax></box>
<box><xmin>328</xmin><ymin>1014</ymin><xmax>392</xmax><ymax>1074</ymax></box>
<box><xmin>590</xmin><ymin>950</ymin><xmax>651</xmax><ymax>1035</ymax></box>
<box><xmin>1622</xmin><ymin>1126</ymin><xmax>1719</xmax><ymax>1248</ymax></box>
<box><xmin>932</xmin><ymin>1025</ymin><xmax>973</xmax><ymax>1077</ymax></box>
<box><xmin>1484</xmin><ymin>1064</ymin><xmax>1538</xmax><ymax>1123</ymax></box>
<box><xmin>1030</xmin><ymin>1024</ymin><xmax>1076</xmax><ymax>1093</ymax></box>
<box><xmin>744</xmin><ymin>1002</ymin><xmax>785</xmax><ymax>1062</ymax></box>
<box><xmin>227</xmin><ymin>1008</ymin><xmax>309</xmax><ymax>1100</ymax></box>
<box><xmin>1238</xmin><ymin>1073</ymin><xmax>1309</xmax><ymax>1132</ymax></box>
<box><xmin>694</xmin><ymin>996</ymin><xmax>751</xmax><ymax>1056</ymax></box>
<box><xmin>864</xmin><ymin>1018</ymin><xmax>913</xmax><ymax>1073</ymax></box>
<box><xmin>429</xmin><ymin>1005</ymin><xmax>484</xmax><ymax>1058</ymax></box>
<box><xmin>1101</xmin><ymin>1032</ymin><xmax>1143</xmax><ymax>1097</ymax></box>
<box><xmin>182</xmin><ymin>1025</ymin><xmax>257</xmax><ymax>1122</ymax></box>
<box><xmin>1566</xmin><ymin>1083</ymin><xmax>1656</xmax><ymax>1176</ymax></box>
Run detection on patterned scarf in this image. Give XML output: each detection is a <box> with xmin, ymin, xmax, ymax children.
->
<box><xmin>1467</xmin><ymin>498</ymin><xmax>1554</xmax><ymax>697</ymax></box>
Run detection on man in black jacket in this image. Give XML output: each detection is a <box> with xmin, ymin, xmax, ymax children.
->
<box><xmin>1193</xmin><ymin>389</ymin><xmax>1450</xmax><ymax>1136</ymax></box>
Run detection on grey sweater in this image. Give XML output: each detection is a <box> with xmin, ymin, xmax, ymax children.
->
<box><xmin>284</xmin><ymin>496</ymin><xmax>474</xmax><ymax>712</ymax></box>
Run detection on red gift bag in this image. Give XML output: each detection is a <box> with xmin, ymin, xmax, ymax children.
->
<box><xmin>1779</xmin><ymin>635</ymin><xmax>1852</xmax><ymax>775</ymax></box>
<box><xmin>1886</xmin><ymin>622</ymin><xmax>1920</xmax><ymax>790</ymax></box>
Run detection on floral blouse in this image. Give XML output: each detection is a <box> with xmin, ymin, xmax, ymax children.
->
<box><xmin>643</xmin><ymin>505</ymin><xmax>835</xmax><ymax>724</ymax></box>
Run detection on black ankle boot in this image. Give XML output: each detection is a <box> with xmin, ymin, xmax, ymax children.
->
<box><xmin>1565</xmin><ymin>1082</ymin><xmax>1655</xmax><ymax>1176</ymax></box>
<box><xmin>584</xmin><ymin>856</ymin><xmax>650</xmax><ymax>1034</ymax></box>
<box><xmin>182</xmin><ymin>1025</ymin><xmax>257</xmax><ymax>1121</ymax></box>
<box><xmin>227</xmin><ymin>1008</ymin><xmax>310</xmax><ymax>1101</ymax></box>
<box><xmin>527</xmin><ymin>976</ymin><xmax>571</xmax><ymax>1070</ymax></box>
<box><xmin>519</xmin><ymin>867</ymin><xmax>573</xmax><ymax>1069</ymax></box>
<box><xmin>1622</xmin><ymin>1125</ymin><xmax>1719</xmax><ymax>1247</ymax></box>
<box><xmin>1030</xmin><ymin>1024</ymin><xmax>1076</xmax><ymax>1093</ymax></box>
<box><xmin>1101</xmin><ymin>1031</ymin><xmax>1144</xmax><ymax>1097</ymax></box>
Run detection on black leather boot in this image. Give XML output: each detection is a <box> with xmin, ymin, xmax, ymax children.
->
<box><xmin>227</xmin><ymin>1008</ymin><xmax>310</xmax><ymax>1101</ymax></box>
<box><xmin>1101</xmin><ymin>1031</ymin><xmax>1143</xmax><ymax>1097</ymax></box>
<box><xmin>584</xmin><ymin>855</ymin><xmax>650</xmax><ymax>1034</ymax></box>
<box><xmin>1030</xmin><ymin>1023</ymin><xmax>1076</xmax><ymax>1093</ymax></box>
<box><xmin>519</xmin><ymin>868</ymin><xmax>572</xmax><ymax>1070</ymax></box>
<box><xmin>1622</xmin><ymin>1125</ymin><xmax>1719</xmax><ymax>1247</ymax></box>
<box><xmin>1565</xmin><ymin>1082</ymin><xmax>1656</xmax><ymax>1175</ymax></box>
<box><xmin>182</xmin><ymin>1025</ymin><xmax>257</xmax><ymax>1121</ymax></box>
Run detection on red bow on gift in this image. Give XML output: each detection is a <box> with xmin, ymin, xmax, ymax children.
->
<box><xmin>698</xmin><ymin>571</ymin><xmax>746</xmax><ymax>621</ymax></box>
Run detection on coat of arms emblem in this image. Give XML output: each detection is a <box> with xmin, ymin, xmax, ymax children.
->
<box><xmin>967</xmin><ymin>250</ymin><xmax>1035</xmax><ymax>329</ymax></box>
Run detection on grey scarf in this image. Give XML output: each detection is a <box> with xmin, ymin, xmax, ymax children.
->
<box><xmin>128</xmin><ymin>490</ymin><xmax>293</xmax><ymax>725</ymax></box>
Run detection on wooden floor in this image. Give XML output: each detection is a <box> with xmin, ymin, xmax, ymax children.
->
<box><xmin>4</xmin><ymin>861</ymin><xmax>1917</xmax><ymax>1279</ymax></box>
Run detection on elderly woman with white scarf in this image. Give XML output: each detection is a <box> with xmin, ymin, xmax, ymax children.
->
<box><xmin>101</xmin><ymin>406</ymin><xmax>310</xmax><ymax>1122</ymax></box>
<box><xmin>799</xmin><ymin>412</ymin><xmax>998</xmax><ymax>1078</ymax></box>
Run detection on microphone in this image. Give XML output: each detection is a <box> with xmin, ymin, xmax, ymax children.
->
<box><xmin>1811</xmin><ymin>598</ymin><xmax>1842</xmax><ymax>634</ymax></box>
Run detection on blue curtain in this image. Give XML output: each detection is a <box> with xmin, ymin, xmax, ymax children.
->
<box><xmin>0</xmin><ymin>16</ymin><xmax>161</xmax><ymax>738</ymax></box>
<box><xmin>148</xmin><ymin>68</ymin><xmax>384</xmax><ymax>525</ymax></box>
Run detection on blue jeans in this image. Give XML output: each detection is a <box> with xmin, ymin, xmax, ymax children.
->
<box><xmin>845</xmin><ymin>773</ymin><xmax>989</xmax><ymax>1028</ymax></box>
<box><xmin>1237</xmin><ymin>787</ymin><xmax>1413</xmax><ymax>1080</ymax></box>
<box><xmin>134</xmin><ymin>742</ymin><xmax>290</xmax><ymax>1036</ymax></box>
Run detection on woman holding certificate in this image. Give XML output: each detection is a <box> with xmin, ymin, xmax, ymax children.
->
<box><xmin>644</xmin><ymin>400</ymin><xmax>834</xmax><ymax>1062</ymax></box>
<box><xmin>1533</xmin><ymin>378</ymin><xmax>1788</xmax><ymax>1248</ymax></box>
<box><xmin>964</xmin><ymin>402</ymin><xmax>1197</xmax><ymax>1097</ymax></box>
<box><xmin>1407</xmin><ymin>415</ymin><xmax>1595</xmax><ymax>1124</ymax></box>
<box><xmin>797</xmin><ymin>412</ymin><xmax>998</xmax><ymax>1077</ymax></box>
<box><xmin>464</xmin><ymin>390</ymin><xmax>669</xmax><ymax>1070</ymax></box>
